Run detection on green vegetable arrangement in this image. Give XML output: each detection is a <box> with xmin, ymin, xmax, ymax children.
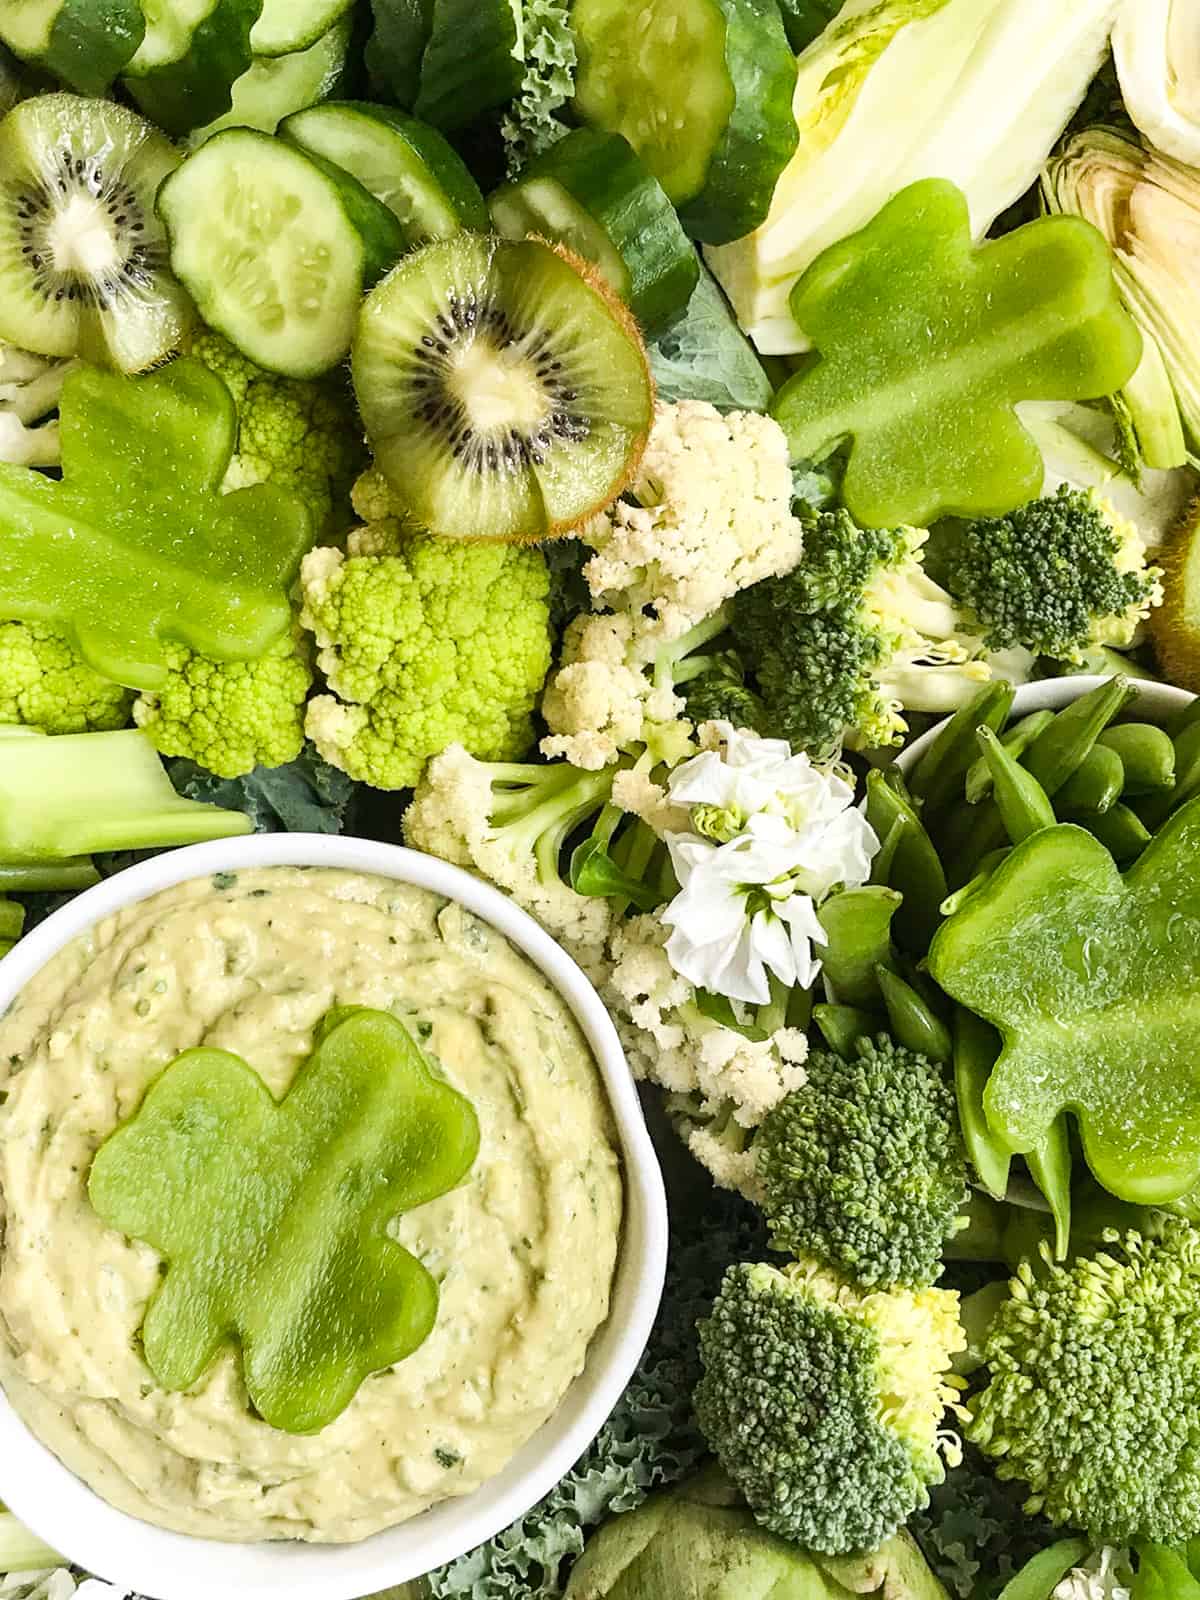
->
<box><xmin>3</xmin><ymin>3</ymin><xmax>1200</xmax><ymax>1599</ymax></box>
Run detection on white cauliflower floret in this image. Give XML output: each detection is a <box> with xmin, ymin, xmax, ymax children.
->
<box><xmin>581</xmin><ymin>399</ymin><xmax>804</xmax><ymax>644</ymax></box>
<box><xmin>1052</xmin><ymin>1550</ymin><xmax>1132</xmax><ymax>1600</ymax></box>
<box><xmin>540</xmin><ymin>613</ymin><xmax>651</xmax><ymax>770</ymax></box>
<box><xmin>611</xmin><ymin>764</ymin><xmax>689</xmax><ymax>838</ymax></box>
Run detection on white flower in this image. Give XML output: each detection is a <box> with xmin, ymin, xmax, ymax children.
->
<box><xmin>669</xmin><ymin>724</ymin><xmax>852</xmax><ymax>835</ymax></box>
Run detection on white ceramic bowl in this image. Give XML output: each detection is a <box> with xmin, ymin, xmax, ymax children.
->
<box><xmin>0</xmin><ymin>834</ymin><xmax>668</xmax><ymax>1600</ymax></box>
<box><xmin>897</xmin><ymin>673</ymin><xmax>1195</xmax><ymax>777</ymax></box>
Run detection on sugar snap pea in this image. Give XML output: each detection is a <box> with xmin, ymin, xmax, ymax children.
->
<box><xmin>964</xmin><ymin>710</ymin><xmax>1054</xmax><ymax>804</ymax></box>
<box><xmin>1166</xmin><ymin>696</ymin><xmax>1200</xmax><ymax>739</ymax></box>
<box><xmin>940</xmin><ymin>847</ymin><xmax>1010</xmax><ymax>917</ymax></box>
<box><xmin>1096</xmin><ymin>722</ymin><xmax>1175</xmax><ymax>795</ymax></box>
<box><xmin>976</xmin><ymin>726</ymin><xmax>1056</xmax><ymax>843</ymax></box>
<box><xmin>1138</xmin><ymin>716</ymin><xmax>1200</xmax><ymax>831</ymax></box>
<box><xmin>876</xmin><ymin>965</ymin><xmax>952</xmax><ymax>1063</ymax></box>
<box><xmin>994</xmin><ymin>1540</ymin><xmax>1092</xmax><ymax>1600</ymax></box>
<box><xmin>1075</xmin><ymin>801</ymin><xmax>1151</xmax><ymax>862</ymax></box>
<box><xmin>907</xmin><ymin>681</ymin><xmax>1014</xmax><ymax>811</ymax></box>
<box><xmin>813</xmin><ymin>1003</ymin><xmax>879</xmax><ymax>1060</ymax></box>
<box><xmin>952</xmin><ymin>1007</ymin><xmax>1011</xmax><ymax>1199</ymax></box>
<box><xmin>1026</xmin><ymin>1113</ymin><xmax>1072</xmax><ymax>1261</ymax></box>
<box><xmin>942</xmin><ymin>799</ymin><xmax>1009</xmax><ymax>891</ymax></box>
<box><xmin>869</xmin><ymin>814</ymin><xmax>908</xmax><ymax>888</ymax></box>
<box><xmin>817</xmin><ymin>885</ymin><xmax>900</xmax><ymax>1009</ymax></box>
<box><xmin>865</xmin><ymin>770</ymin><xmax>947</xmax><ymax>953</ymax></box>
<box><xmin>1021</xmin><ymin>675</ymin><xmax>1133</xmax><ymax>797</ymax></box>
<box><xmin>1054</xmin><ymin>743</ymin><xmax>1125</xmax><ymax>816</ymax></box>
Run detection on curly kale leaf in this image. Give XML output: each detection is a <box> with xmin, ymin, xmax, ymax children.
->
<box><xmin>909</xmin><ymin>1447</ymin><xmax>1059</xmax><ymax>1600</ymax></box>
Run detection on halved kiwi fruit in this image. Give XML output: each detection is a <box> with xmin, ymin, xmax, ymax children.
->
<box><xmin>0</xmin><ymin>94</ymin><xmax>193</xmax><ymax>371</ymax></box>
<box><xmin>1151</xmin><ymin>497</ymin><xmax>1200</xmax><ymax>692</ymax></box>
<box><xmin>351</xmin><ymin>234</ymin><xmax>654</xmax><ymax>543</ymax></box>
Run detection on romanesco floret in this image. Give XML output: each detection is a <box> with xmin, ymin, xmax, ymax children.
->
<box><xmin>501</xmin><ymin>0</ymin><xmax>576</xmax><ymax>176</ymax></box>
<box><xmin>0</xmin><ymin>622</ymin><xmax>131</xmax><ymax>733</ymax></box>
<box><xmin>755</xmin><ymin>1033</ymin><xmax>968</xmax><ymax>1290</ymax></box>
<box><xmin>404</xmin><ymin>743</ymin><xmax>616</xmax><ymax>972</ymax></box>
<box><xmin>937</xmin><ymin>486</ymin><xmax>1163</xmax><ymax>664</ymax></box>
<box><xmin>699</xmin><ymin>510</ymin><xmax>991</xmax><ymax>757</ymax></box>
<box><xmin>968</xmin><ymin>1222</ymin><xmax>1200</xmax><ymax>1546</ymax></box>
<box><xmin>132</xmin><ymin>630</ymin><xmax>312</xmax><ymax>779</ymax></box>
<box><xmin>695</xmin><ymin>1259</ymin><xmax>966</xmax><ymax>1556</ymax></box>
<box><xmin>300</xmin><ymin>477</ymin><xmax>553</xmax><ymax>790</ymax></box>
<box><xmin>189</xmin><ymin>328</ymin><xmax>363</xmax><ymax>534</ymax></box>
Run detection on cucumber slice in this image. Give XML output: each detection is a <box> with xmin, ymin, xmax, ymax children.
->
<box><xmin>251</xmin><ymin>0</ymin><xmax>353</xmax><ymax>56</ymax></box>
<box><xmin>0</xmin><ymin>0</ymin><xmax>145</xmax><ymax>95</ymax></box>
<box><xmin>281</xmin><ymin>101</ymin><xmax>487</xmax><ymax>245</ymax></box>
<box><xmin>124</xmin><ymin>0</ymin><xmax>261</xmax><ymax>136</ymax></box>
<box><xmin>365</xmin><ymin>0</ymin><xmax>432</xmax><ymax>108</ymax></box>
<box><xmin>0</xmin><ymin>45</ymin><xmax>22</xmax><ymax>114</ymax></box>
<box><xmin>187</xmin><ymin>13</ymin><xmax>352</xmax><ymax>143</ymax></box>
<box><xmin>489</xmin><ymin>129</ymin><xmax>698</xmax><ymax>332</ymax></box>
<box><xmin>159</xmin><ymin>129</ymin><xmax>405</xmax><ymax>378</ymax></box>
<box><xmin>573</xmin><ymin>0</ymin><xmax>798</xmax><ymax>245</ymax></box>
<box><xmin>414</xmin><ymin>0</ymin><xmax>523</xmax><ymax>132</ymax></box>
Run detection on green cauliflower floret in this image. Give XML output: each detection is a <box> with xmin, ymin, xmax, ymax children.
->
<box><xmin>699</xmin><ymin>510</ymin><xmax>992</xmax><ymax>758</ymax></box>
<box><xmin>300</xmin><ymin>472</ymin><xmax>552</xmax><ymax>790</ymax></box>
<box><xmin>189</xmin><ymin>328</ymin><xmax>363</xmax><ymax>534</ymax></box>
<box><xmin>937</xmin><ymin>486</ymin><xmax>1163</xmax><ymax>664</ymax></box>
<box><xmin>0</xmin><ymin>621</ymin><xmax>132</xmax><ymax>733</ymax></box>
<box><xmin>968</xmin><ymin>1221</ymin><xmax>1200</xmax><ymax>1546</ymax></box>
<box><xmin>132</xmin><ymin>630</ymin><xmax>312</xmax><ymax>779</ymax></box>
<box><xmin>756</xmin><ymin>1034</ymin><xmax>968</xmax><ymax>1290</ymax></box>
<box><xmin>695</xmin><ymin>1259</ymin><xmax>967</xmax><ymax>1556</ymax></box>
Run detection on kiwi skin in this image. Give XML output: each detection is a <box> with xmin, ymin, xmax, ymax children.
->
<box><xmin>1151</xmin><ymin>496</ymin><xmax>1200</xmax><ymax>692</ymax></box>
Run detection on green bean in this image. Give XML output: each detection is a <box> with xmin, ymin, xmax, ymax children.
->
<box><xmin>1026</xmin><ymin>1113</ymin><xmax>1072</xmax><ymax>1261</ymax></box>
<box><xmin>869</xmin><ymin>814</ymin><xmax>908</xmax><ymax>888</ymax></box>
<box><xmin>1022</xmin><ymin>675</ymin><xmax>1133</xmax><ymax>797</ymax></box>
<box><xmin>907</xmin><ymin>681</ymin><xmax>1014</xmax><ymax>810</ymax></box>
<box><xmin>939</xmin><ymin>847</ymin><xmax>1010</xmax><ymax>917</ymax></box>
<box><xmin>1074</xmin><ymin>801</ymin><xmax>1151</xmax><ymax>862</ymax></box>
<box><xmin>994</xmin><ymin>1540</ymin><xmax>1092</xmax><ymax>1600</ymax></box>
<box><xmin>1096</xmin><ymin>722</ymin><xmax>1175</xmax><ymax>794</ymax></box>
<box><xmin>865</xmin><ymin>770</ymin><xmax>947</xmax><ymax>953</ymax></box>
<box><xmin>1054</xmin><ymin>744</ymin><xmax>1125</xmax><ymax>816</ymax></box>
<box><xmin>876</xmin><ymin>965</ymin><xmax>952</xmax><ymax>1063</ymax></box>
<box><xmin>813</xmin><ymin>1003</ymin><xmax>879</xmax><ymax>1060</ymax></box>
<box><xmin>942</xmin><ymin>800</ymin><xmax>1009</xmax><ymax>891</ymax></box>
<box><xmin>953</xmin><ymin>1008</ymin><xmax>1011</xmax><ymax>1199</ymax></box>
<box><xmin>964</xmin><ymin>710</ymin><xmax>1055</xmax><ymax>804</ymax></box>
<box><xmin>1139</xmin><ymin>717</ymin><xmax>1200</xmax><ymax>831</ymax></box>
<box><xmin>976</xmin><ymin>726</ymin><xmax>1056</xmax><ymax>843</ymax></box>
<box><xmin>817</xmin><ymin>886</ymin><xmax>901</xmax><ymax>1009</ymax></box>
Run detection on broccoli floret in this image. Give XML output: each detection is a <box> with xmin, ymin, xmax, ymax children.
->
<box><xmin>300</xmin><ymin>472</ymin><xmax>553</xmax><ymax>789</ymax></box>
<box><xmin>710</xmin><ymin>510</ymin><xmax>991</xmax><ymax>756</ymax></box>
<box><xmin>968</xmin><ymin>1221</ymin><xmax>1200</xmax><ymax>1545</ymax></box>
<box><xmin>0</xmin><ymin>622</ymin><xmax>132</xmax><ymax>734</ymax></box>
<box><xmin>132</xmin><ymin>630</ymin><xmax>313</xmax><ymax>779</ymax></box>
<box><xmin>696</xmin><ymin>1259</ymin><xmax>966</xmax><ymax>1556</ymax></box>
<box><xmin>755</xmin><ymin>1034</ymin><xmax>968</xmax><ymax>1290</ymax></box>
<box><xmin>939</xmin><ymin>487</ymin><xmax>1162</xmax><ymax>664</ymax></box>
<box><xmin>189</xmin><ymin>328</ymin><xmax>363</xmax><ymax>534</ymax></box>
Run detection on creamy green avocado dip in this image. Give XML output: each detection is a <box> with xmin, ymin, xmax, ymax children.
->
<box><xmin>0</xmin><ymin>866</ymin><xmax>623</xmax><ymax>1544</ymax></box>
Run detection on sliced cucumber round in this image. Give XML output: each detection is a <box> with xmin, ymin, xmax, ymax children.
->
<box><xmin>365</xmin><ymin>0</ymin><xmax>431</xmax><ymax>109</ymax></box>
<box><xmin>187</xmin><ymin>13</ymin><xmax>352</xmax><ymax>144</ymax></box>
<box><xmin>0</xmin><ymin>94</ymin><xmax>192</xmax><ymax>371</ymax></box>
<box><xmin>250</xmin><ymin>0</ymin><xmax>354</xmax><ymax>56</ymax></box>
<box><xmin>414</xmin><ymin>0</ymin><xmax>523</xmax><ymax>132</ymax></box>
<box><xmin>124</xmin><ymin>0</ymin><xmax>260</xmax><ymax>136</ymax></box>
<box><xmin>573</xmin><ymin>0</ymin><xmax>798</xmax><ymax>245</ymax></box>
<box><xmin>159</xmin><ymin>129</ymin><xmax>405</xmax><ymax>378</ymax></box>
<box><xmin>0</xmin><ymin>0</ymin><xmax>144</xmax><ymax>96</ymax></box>
<box><xmin>281</xmin><ymin>101</ymin><xmax>488</xmax><ymax>246</ymax></box>
<box><xmin>489</xmin><ymin>128</ymin><xmax>698</xmax><ymax>331</ymax></box>
<box><xmin>352</xmin><ymin>234</ymin><xmax>653</xmax><ymax>542</ymax></box>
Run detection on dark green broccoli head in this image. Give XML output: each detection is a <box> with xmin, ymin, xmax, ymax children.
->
<box><xmin>756</xmin><ymin>1034</ymin><xmax>968</xmax><ymax>1289</ymax></box>
<box><xmin>695</xmin><ymin>1260</ymin><xmax>966</xmax><ymax>1556</ymax></box>
<box><xmin>682</xmin><ymin>650</ymin><xmax>767</xmax><ymax>733</ymax></box>
<box><xmin>968</xmin><ymin>1221</ymin><xmax>1200</xmax><ymax>1545</ymax></box>
<box><xmin>943</xmin><ymin>486</ymin><xmax>1161</xmax><ymax>663</ymax></box>
<box><xmin>788</xmin><ymin>508</ymin><xmax>912</xmax><ymax>612</ymax></box>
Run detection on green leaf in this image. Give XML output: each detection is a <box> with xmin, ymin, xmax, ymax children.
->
<box><xmin>0</xmin><ymin>359</ymin><xmax>313</xmax><ymax>691</ymax></box>
<box><xmin>648</xmin><ymin>265</ymin><xmax>772</xmax><ymax>411</ymax></box>
<box><xmin>772</xmin><ymin>178</ymin><xmax>1143</xmax><ymax>528</ymax></box>
<box><xmin>88</xmin><ymin>1007</ymin><xmax>479</xmax><ymax>1433</ymax></box>
<box><xmin>995</xmin><ymin>1539</ymin><xmax>1091</xmax><ymax>1600</ymax></box>
<box><xmin>569</xmin><ymin>836</ymin><xmax>665</xmax><ymax>912</ymax></box>
<box><xmin>929</xmin><ymin>798</ymin><xmax>1200</xmax><ymax>1204</ymax></box>
<box><xmin>1133</xmin><ymin>1543</ymin><xmax>1200</xmax><ymax>1599</ymax></box>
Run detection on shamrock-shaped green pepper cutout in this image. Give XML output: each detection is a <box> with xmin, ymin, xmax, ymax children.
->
<box><xmin>771</xmin><ymin>178</ymin><xmax>1142</xmax><ymax>528</ymax></box>
<box><xmin>928</xmin><ymin>796</ymin><xmax>1200</xmax><ymax>1206</ymax></box>
<box><xmin>89</xmin><ymin>1007</ymin><xmax>479</xmax><ymax>1433</ymax></box>
<box><xmin>0</xmin><ymin>359</ymin><xmax>313</xmax><ymax>691</ymax></box>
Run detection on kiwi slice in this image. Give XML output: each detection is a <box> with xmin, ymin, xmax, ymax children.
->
<box><xmin>1152</xmin><ymin>497</ymin><xmax>1200</xmax><ymax>692</ymax></box>
<box><xmin>352</xmin><ymin>234</ymin><xmax>654</xmax><ymax>542</ymax></box>
<box><xmin>0</xmin><ymin>94</ymin><xmax>192</xmax><ymax>371</ymax></box>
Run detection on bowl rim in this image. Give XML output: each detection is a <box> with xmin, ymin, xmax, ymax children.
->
<box><xmin>0</xmin><ymin>833</ymin><xmax>668</xmax><ymax>1600</ymax></box>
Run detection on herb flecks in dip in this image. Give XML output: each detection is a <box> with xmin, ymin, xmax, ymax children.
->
<box><xmin>0</xmin><ymin>867</ymin><xmax>623</xmax><ymax>1544</ymax></box>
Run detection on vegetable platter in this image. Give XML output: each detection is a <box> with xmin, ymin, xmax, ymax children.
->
<box><xmin>2</xmin><ymin>0</ymin><xmax>1200</xmax><ymax>1597</ymax></box>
